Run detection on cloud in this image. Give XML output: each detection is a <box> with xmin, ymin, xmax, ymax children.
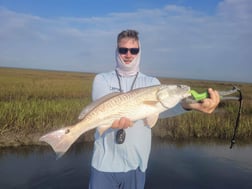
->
<box><xmin>218</xmin><ymin>0</ymin><xmax>252</xmax><ymax>21</ymax></box>
<box><xmin>0</xmin><ymin>0</ymin><xmax>251</xmax><ymax>82</ymax></box>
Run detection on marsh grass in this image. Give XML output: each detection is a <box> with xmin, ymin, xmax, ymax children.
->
<box><xmin>0</xmin><ymin>68</ymin><xmax>94</xmax><ymax>145</ymax></box>
<box><xmin>0</xmin><ymin>67</ymin><xmax>252</xmax><ymax>146</ymax></box>
<box><xmin>154</xmin><ymin>78</ymin><xmax>252</xmax><ymax>142</ymax></box>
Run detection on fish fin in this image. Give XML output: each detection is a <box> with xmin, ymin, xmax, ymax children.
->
<box><xmin>97</xmin><ymin>125</ymin><xmax>111</xmax><ymax>136</ymax></box>
<box><xmin>143</xmin><ymin>100</ymin><xmax>159</xmax><ymax>106</ymax></box>
<box><xmin>39</xmin><ymin>126</ymin><xmax>78</xmax><ymax>159</ymax></box>
<box><xmin>78</xmin><ymin>92</ymin><xmax>121</xmax><ymax>120</ymax></box>
<box><xmin>144</xmin><ymin>113</ymin><xmax>159</xmax><ymax>128</ymax></box>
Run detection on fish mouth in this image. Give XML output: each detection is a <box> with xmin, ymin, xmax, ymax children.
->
<box><xmin>177</xmin><ymin>85</ymin><xmax>191</xmax><ymax>98</ymax></box>
<box><xmin>178</xmin><ymin>84</ymin><xmax>190</xmax><ymax>90</ymax></box>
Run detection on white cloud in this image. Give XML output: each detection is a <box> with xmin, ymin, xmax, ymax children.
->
<box><xmin>0</xmin><ymin>0</ymin><xmax>251</xmax><ymax>82</ymax></box>
<box><xmin>218</xmin><ymin>0</ymin><xmax>252</xmax><ymax>21</ymax></box>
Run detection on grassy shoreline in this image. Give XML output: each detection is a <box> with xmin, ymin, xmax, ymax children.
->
<box><xmin>1</xmin><ymin>67</ymin><xmax>252</xmax><ymax>147</ymax></box>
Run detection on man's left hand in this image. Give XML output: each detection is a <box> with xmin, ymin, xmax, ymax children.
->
<box><xmin>182</xmin><ymin>88</ymin><xmax>220</xmax><ymax>114</ymax></box>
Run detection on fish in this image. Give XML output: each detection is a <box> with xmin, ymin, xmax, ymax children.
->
<box><xmin>39</xmin><ymin>84</ymin><xmax>191</xmax><ymax>158</ymax></box>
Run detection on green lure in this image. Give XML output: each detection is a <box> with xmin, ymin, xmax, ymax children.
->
<box><xmin>190</xmin><ymin>90</ymin><xmax>210</xmax><ymax>101</ymax></box>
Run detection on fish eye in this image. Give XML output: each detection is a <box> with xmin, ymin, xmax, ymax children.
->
<box><xmin>65</xmin><ymin>129</ymin><xmax>70</xmax><ymax>134</ymax></box>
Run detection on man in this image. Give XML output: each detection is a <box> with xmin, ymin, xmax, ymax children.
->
<box><xmin>88</xmin><ymin>29</ymin><xmax>220</xmax><ymax>189</ymax></box>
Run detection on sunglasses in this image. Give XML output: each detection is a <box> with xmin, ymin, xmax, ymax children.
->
<box><xmin>118</xmin><ymin>47</ymin><xmax>139</xmax><ymax>55</ymax></box>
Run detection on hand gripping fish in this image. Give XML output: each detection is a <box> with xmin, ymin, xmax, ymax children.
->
<box><xmin>186</xmin><ymin>86</ymin><xmax>243</xmax><ymax>149</ymax></box>
<box><xmin>39</xmin><ymin>84</ymin><xmax>191</xmax><ymax>158</ymax></box>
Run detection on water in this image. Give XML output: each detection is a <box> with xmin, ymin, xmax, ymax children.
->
<box><xmin>0</xmin><ymin>139</ymin><xmax>252</xmax><ymax>189</ymax></box>
<box><xmin>147</xmin><ymin>139</ymin><xmax>252</xmax><ymax>189</ymax></box>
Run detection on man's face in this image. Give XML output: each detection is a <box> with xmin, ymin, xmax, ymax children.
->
<box><xmin>118</xmin><ymin>38</ymin><xmax>139</xmax><ymax>64</ymax></box>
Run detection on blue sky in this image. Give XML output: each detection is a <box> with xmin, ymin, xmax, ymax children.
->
<box><xmin>0</xmin><ymin>0</ymin><xmax>251</xmax><ymax>83</ymax></box>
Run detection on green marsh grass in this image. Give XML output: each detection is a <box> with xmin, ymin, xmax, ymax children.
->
<box><xmin>0</xmin><ymin>67</ymin><xmax>252</xmax><ymax>146</ymax></box>
<box><xmin>0</xmin><ymin>68</ymin><xmax>94</xmax><ymax>146</ymax></box>
<box><xmin>154</xmin><ymin>78</ymin><xmax>252</xmax><ymax>142</ymax></box>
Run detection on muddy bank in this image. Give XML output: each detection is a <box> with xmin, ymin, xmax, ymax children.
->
<box><xmin>0</xmin><ymin>131</ymin><xmax>95</xmax><ymax>148</ymax></box>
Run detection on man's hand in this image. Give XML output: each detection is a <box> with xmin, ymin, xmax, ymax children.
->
<box><xmin>111</xmin><ymin>117</ymin><xmax>133</xmax><ymax>129</ymax></box>
<box><xmin>182</xmin><ymin>88</ymin><xmax>220</xmax><ymax>114</ymax></box>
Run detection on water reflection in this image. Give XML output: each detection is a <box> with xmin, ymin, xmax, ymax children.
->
<box><xmin>147</xmin><ymin>138</ymin><xmax>252</xmax><ymax>189</ymax></box>
<box><xmin>0</xmin><ymin>143</ymin><xmax>93</xmax><ymax>189</ymax></box>
<box><xmin>0</xmin><ymin>139</ymin><xmax>252</xmax><ymax>189</ymax></box>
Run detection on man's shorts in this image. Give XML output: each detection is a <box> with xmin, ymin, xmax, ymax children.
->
<box><xmin>89</xmin><ymin>167</ymin><xmax>146</xmax><ymax>189</ymax></box>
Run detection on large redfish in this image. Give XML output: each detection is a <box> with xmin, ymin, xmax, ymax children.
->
<box><xmin>39</xmin><ymin>84</ymin><xmax>191</xmax><ymax>158</ymax></box>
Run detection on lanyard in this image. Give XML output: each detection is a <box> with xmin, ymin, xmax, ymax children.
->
<box><xmin>114</xmin><ymin>70</ymin><xmax>139</xmax><ymax>144</ymax></box>
<box><xmin>230</xmin><ymin>87</ymin><xmax>243</xmax><ymax>149</ymax></box>
<box><xmin>115</xmin><ymin>70</ymin><xmax>139</xmax><ymax>92</ymax></box>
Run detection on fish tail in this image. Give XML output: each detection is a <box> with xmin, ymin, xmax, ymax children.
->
<box><xmin>39</xmin><ymin>126</ymin><xmax>79</xmax><ymax>159</ymax></box>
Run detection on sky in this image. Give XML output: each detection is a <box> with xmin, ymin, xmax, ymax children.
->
<box><xmin>0</xmin><ymin>0</ymin><xmax>251</xmax><ymax>83</ymax></box>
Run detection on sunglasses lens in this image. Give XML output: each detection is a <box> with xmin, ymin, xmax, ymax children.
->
<box><xmin>130</xmin><ymin>48</ymin><xmax>139</xmax><ymax>55</ymax></box>
<box><xmin>118</xmin><ymin>48</ymin><xmax>128</xmax><ymax>54</ymax></box>
<box><xmin>118</xmin><ymin>48</ymin><xmax>139</xmax><ymax>55</ymax></box>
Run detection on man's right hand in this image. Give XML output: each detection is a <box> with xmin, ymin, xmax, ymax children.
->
<box><xmin>111</xmin><ymin>117</ymin><xmax>133</xmax><ymax>129</ymax></box>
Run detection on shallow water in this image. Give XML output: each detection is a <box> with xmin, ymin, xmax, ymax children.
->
<box><xmin>0</xmin><ymin>139</ymin><xmax>252</xmax><ymax>189</ymax></box>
